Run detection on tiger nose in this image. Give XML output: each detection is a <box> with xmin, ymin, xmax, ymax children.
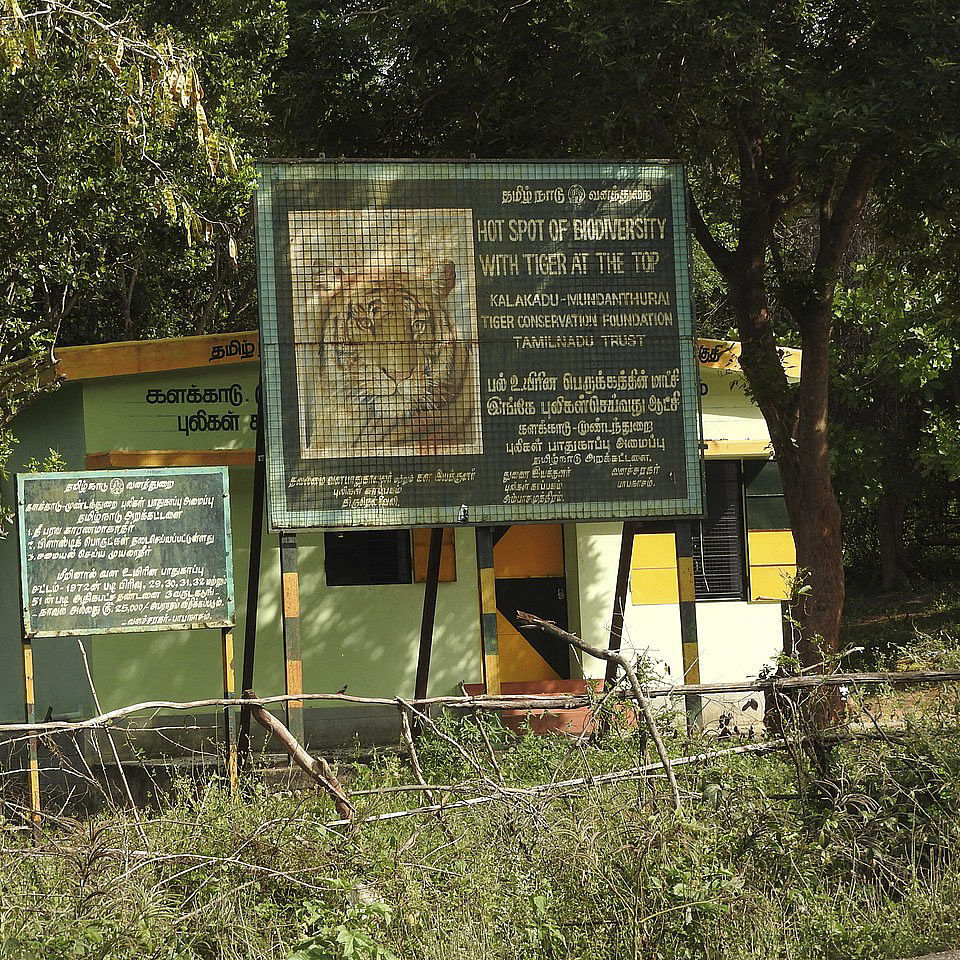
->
<box><xmin>380</xmin><ymin>365</ymin><xmax>413</xmax><ymax>381</ymax></box>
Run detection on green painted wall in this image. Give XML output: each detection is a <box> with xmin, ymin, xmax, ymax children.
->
<box><xmin>2</xmin><ymin>368</ymin><xmax>484</xmax><ymax>736</ymax></box>
<box><xmin>0</xmin><ymin>346</ymin><xmax>788</xmax><ymax>738</ymax></box>
<box><xmin>83</xmin><ymin>367</ymin><xmax>258</xmax><ymax>454</ymax></box>
<box><xmin>297</xmin><ymin>527</ymin><xmax>483</xmax><ymax>700</ymax></box>
<box><xmin>0</xmin><ymin>385</ymin><xmax>94</xmax><ymax>723</ymax></box>
<box><xmin>86</xmin><ymin>464</ymin><xmax>484</xmax><ymax>714</ymax></box>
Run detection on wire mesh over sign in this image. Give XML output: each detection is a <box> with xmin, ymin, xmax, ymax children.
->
<box><xmin>255</xmin><ymin>160</ymin><xmax>704</xmax><ymax>530</ymax></box>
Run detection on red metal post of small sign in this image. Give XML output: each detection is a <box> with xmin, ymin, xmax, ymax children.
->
<box><xmin>279</xmin><ymin>532</ymin><xmax>305</xmax><ymax>745</ymax></box>
<box><xmin>605</xmin><ymin>520</ymin><xmax>638</xmax><ymax>688</ymax></box>
<box><xmin>414</xmin><ymin>527</ymin><xmax>444</xmax><ymax>702</ymax></box>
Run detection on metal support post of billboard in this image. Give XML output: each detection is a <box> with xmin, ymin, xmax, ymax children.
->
<box><xmin>279</xmin><ymin>532</ymin><xmax>305</xmax><ymax>745</ymax></box>
<box><xmin>475</xmin><ymin>526</ymin><xmax>501</xmax><ymax>695</ymax></box>
<box><xmin>415</xmin><ymin>527</ymin><xmax>444</xmax><ymax>702</ymax></box>
<box><xmin>237</xmin><ymin>395</ymin><xmax>265</xmax><ymax>767</ymax></box>
<box><xmin>675</xmin><ymin>521</ymin><xmax>703</xmax><ymax>731</ymax></box>
<box><xmin>220</xmin><ymin>627</ymin><xmax>238</xmax><ymax>792</ymax></box>
<box><xmin>605</xmin><ymin>520</ymin><xmax>638</xmax><ymax>688</ymax></box>
<box><xmin>21</xmin><ymin>637</ymin><xmax>41</xmax><ymax>833</ymax></box>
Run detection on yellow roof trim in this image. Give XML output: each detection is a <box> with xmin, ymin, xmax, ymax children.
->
<box><xmin>697</xmin><ymin>338</ymin><xmax>801</xmax><ymax>380</ymax></box>
<box><xmin>702</xmin><ymin>440</ymin><xmax>774</xmax><ymax>458</ymax></box>
<box><xmin>56</xmin><ymin>331</ymin><xmax>259</xmax><ymax>381</ymax></box>
<box><xmin>55</xmin><ymin>330</ymin><xmax>801</xmax><ymax>382</ymax></box>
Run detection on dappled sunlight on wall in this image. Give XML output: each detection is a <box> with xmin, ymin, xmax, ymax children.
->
<box><xmin>87</xmin><ymin>463</ymin><xmax>483</xmax><ymax>721</ymax></box>
<box><xmin>296</xmin><ymin>527</ymin><xmax>482</xmax><ymax>700</ymax></box>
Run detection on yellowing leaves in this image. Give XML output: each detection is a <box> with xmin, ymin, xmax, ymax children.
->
<box><xmin>22</xmin><ymin>22</ymin><xmax>37</xmax><ymax>60</ymax></box>
<box><xmin>181</xmin><ymin>199</ymin><xmax>203</xmax><ymax>248</ymax></box>
<box><xmin>160</xmin><ymin>184</ymin><xmax>178</xmax><ymax>221</ymax></box>
<box><xmin>0</xmin><ymin>3</ymin><xmax>41</xmax><ymax>72</ymax></box>
<box><xmin>189</xmin><ymin>66</ymin><xmax>203</xmax><ymax>105</ymax></box>
<box><xmin>195</xmin><ymin>101</ymin><xmax>209</xmax><ymax>145</ymax></box>
<box><xmin>2</xmin><ymin>4</ymin><xmax>236</xmax><ymax>191</ymax></box>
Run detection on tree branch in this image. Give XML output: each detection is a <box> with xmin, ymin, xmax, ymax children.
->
<box><xmin>688</xmin><ymin>188</ymin><xmax>737</xmax><ymax>279</ymax></box>
<box><xmin>814</xmin><ymin>147</ymin><xmax>877</xmax><ymax>298</ymax></box>
<box><xmin>515</xmin><ymin>611</ymin><xmax>681</xmax><ymax>811</ymax></box>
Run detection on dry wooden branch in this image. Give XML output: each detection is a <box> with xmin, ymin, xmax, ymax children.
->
<box><xmin>398</xmin><ymin>705</ymin><xmax>436</xmax><ymax>805</ymax></box>
<box><xmin>0</xmin><ymin>669</ymin><xmax>957</xmax><ymax>736</ymax></box>
<box><xmin>324</xmin><ymin>738</ymin><xmax>789</xmax><ymax>830</ymax></box>
<box><xmin>516</xmin><ymin>610</ymin><xmax>682</xmax><ymax>812</ymax></box>
<box><xmin>476</xmin><ymin>716</ymin><xmax>504</xmax><ymax>781</ymax></box>
<box><xmin>245</xmin><ymin>689</ymin><xmax>353</xmax><ymax>821</ymax></box>
<box><xmin>396</xmin><ymin>698</ymin><xmax>495</xmax><ymax>787</ymax></box>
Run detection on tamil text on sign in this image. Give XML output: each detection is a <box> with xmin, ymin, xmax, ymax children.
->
<box><xmin>255</xmin><ymin>161</ymin><xmax>703</xmax><ymax>529</ymax></box>
<box><xmin>17</xmin><ymin>467</ymin><xmax>234</xmax><ymax>637</ymax></box>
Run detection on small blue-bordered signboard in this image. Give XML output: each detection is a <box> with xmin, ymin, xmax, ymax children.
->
<box><xmin>17</xmin><ymin>467</ymin><xmax>234</xmax><ymax>638</ymax></box>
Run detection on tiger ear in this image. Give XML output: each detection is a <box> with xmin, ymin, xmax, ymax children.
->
<box><xmin>316</xmin><ymin>263</ymin><xmax>346</xmax><ymax>294</ymax></box>
<box><xmin>436</xmin><ymin>260</ymin><xmax>456</xmax><ymax>297</ymax></box>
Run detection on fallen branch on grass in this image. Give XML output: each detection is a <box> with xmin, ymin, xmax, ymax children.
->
<box><xmin>245</xmin><ymin>688</ymin><xmax>354</xmax><ymax>821</ymax></box>
<box><xmin>516</xmin><ymin>610</ymin><xmax>681</xmax><ymax>811</ymax></box>
<box><xmin>321</xmin><ymin>738</ymin><xmax>789</xmax><ymax>829</ymax></box>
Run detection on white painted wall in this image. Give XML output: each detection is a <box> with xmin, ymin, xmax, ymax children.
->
<box><xmin>569</xmin><ymin>522</ymin><xmax>785</xmax><ymax>730</ymax></box>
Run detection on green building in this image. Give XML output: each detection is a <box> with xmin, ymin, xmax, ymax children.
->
<box><xmin>0</xmin><ymin>331</ymin><xmax>797</xmax><ymax>748</ymax></box>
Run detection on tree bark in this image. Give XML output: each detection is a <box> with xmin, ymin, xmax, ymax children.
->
<box><xmin>731</xmin><ymin>283</ymin><xmax>845</xmax><ymax>669</ymax></box>
<box><xmin>877</xmin><ymin>490</ymin><xmax>913</xmax><ymax>590</ymax></box>
<box><xmin>692</xmin><ymin>143</ymin><xmax>875</xmax><ymax>671</ymax></box>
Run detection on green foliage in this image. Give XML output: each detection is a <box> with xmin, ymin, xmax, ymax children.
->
<box><xmin>289</xmin><ymin>883</ymin><xmax>398</xmax><ymax>960</ymax></box>
<box><xmin>0</xmin><ymin>0</ymin><xmax>284</xmax><ymax>536</ymax></box>
<box><xmin>840</xmin><ymin>584</ymin><xmax>960</xmax><ymax>669</ymax></box>
<box><xmin>21</xmin><ymin>448</ymin><xmax>66</xmax><ymax>473</ymax></box>
<box><xmin>833</xmin><ymin>224</ymin><xmax>960</xmax><ymax>588</ymax></box>
<box><xmin>267</xmin><ymin>0</ymin><xmax>960</xmax><ymax>650</ymax></box>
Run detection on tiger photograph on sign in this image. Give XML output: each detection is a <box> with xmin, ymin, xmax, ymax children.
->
<box><xmin>289</xmin><ymin>208</ymin><xmax>482</xmax><ymax>460</ymax></box>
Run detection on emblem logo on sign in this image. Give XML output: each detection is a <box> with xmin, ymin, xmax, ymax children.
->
<box><xmin>568</xmin><ymin>184</ymin><xmax>586</xmax><ymax>204</ymax></box>
<box><xmin>109</xmin><ymin>478</ymin><xmax>125</xmax><ymax>496</ymax></box>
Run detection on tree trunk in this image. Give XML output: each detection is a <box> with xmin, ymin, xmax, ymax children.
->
<box><xmin>690</xmin><ymin>147</ymin><xmax>873</xmax><ymax>678</ymax></box>
<box><xmin>733</xmin><ymin>285</ymin><xmax>845</xmax><ymax>669</ymax></box>
<box><xmin>877</xmin><ymin>490</ymin><xmax>913</xmax><ymax>590</ymax></box>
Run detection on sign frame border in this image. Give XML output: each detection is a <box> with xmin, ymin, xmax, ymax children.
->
<box><xmin>255</xmin><ymin>158</ymin><xmax>705</xmax><ymax>531</ymax></box>
<box><xmin>17</xmin><ymin>466</ymin><xmax>235</xmax><ymax>638</ymax></box>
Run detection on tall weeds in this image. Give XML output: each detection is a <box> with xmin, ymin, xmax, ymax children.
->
<box><xmin>1</xmin><ymin>690</ymin><xmax>959</xmax><ymax>960</ymax></box>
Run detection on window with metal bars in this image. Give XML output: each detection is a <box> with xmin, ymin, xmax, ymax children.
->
<box><xmin>324</xmin><ymin>531</ymin><xmax>412</xmax><ymax>586</ymax></box>
<box><xmin>693</xmin><ymin>461</ymin><xmax>747</xmax><ymax>600</ymax></box>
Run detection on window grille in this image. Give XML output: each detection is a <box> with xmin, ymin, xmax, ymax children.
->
<box><xmin>693</xmin><ymin>461</ymin><xmax>746</xmax><ymax>600</ymax></box>
<box><xmin>324</xmin><ymin>531</ymin><xmax>412</xmax><ymax>586</ymax></box>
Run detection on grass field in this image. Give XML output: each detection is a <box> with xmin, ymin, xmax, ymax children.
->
<box><xmin>2</xmin><ymin>685</ymin><xmax>960</xmax><ymax>960</ymax></box>
<box><xmin>1</xmin><ymin>588</ymin><xmax>959</xmax><ymax>959</ymax></box>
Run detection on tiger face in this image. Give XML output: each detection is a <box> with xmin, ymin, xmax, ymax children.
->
<box><xmin>310</xmin><ymin>260</ymin><xmax>477</xmax><ymax>454</ymax></box>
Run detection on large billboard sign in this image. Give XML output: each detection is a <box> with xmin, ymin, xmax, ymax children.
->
<box><xmin>255</xmin><ymin>160</ymin><xmax>703</xmax><ymax>529</ymax></box>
